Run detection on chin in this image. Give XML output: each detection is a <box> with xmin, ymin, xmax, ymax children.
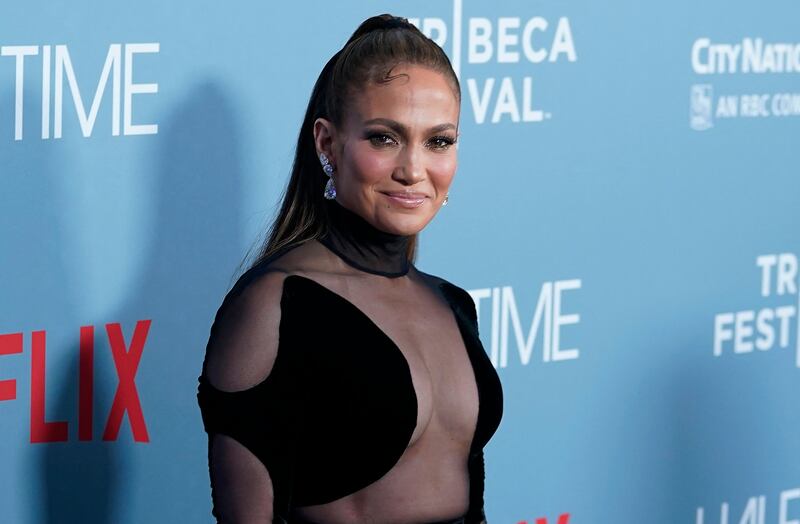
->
<box><xmin>375</xmin><ymin>209</ymin><xmax>434</xmax><ymax>236</ymax></box>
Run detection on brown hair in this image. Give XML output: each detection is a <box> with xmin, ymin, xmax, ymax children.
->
<box><xmin>239</xmin><ymin>14</ymin><xmax>461</xmax><ymax>277</ymax></box>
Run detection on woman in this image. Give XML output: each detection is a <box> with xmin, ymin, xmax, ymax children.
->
<box><xmin>197</xmin><ymin>14</ymin><xmax>503</xmax><ymax>524</ymax></box>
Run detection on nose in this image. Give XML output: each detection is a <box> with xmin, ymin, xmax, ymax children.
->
<box><xmin>391</xmin><ymin>144</ymin><xmax>425</xmax><ymax>186</ymax></box>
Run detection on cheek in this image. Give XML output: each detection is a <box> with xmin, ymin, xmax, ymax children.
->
<box><xmin>346</xmin><ymin>144</ymin><xmax>394</xmax><ymax>185</ymax></box>
<box><xmin>429</xmin><ymin>154</ymin><xmax>458</xmax><ymax>192</ymax></box>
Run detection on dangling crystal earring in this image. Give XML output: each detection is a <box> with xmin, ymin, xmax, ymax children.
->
<box><xmin>319</xmin><ymin>152</ymin><xmax>336</xmax><ymax>200</ymax></box>
<box><xmin>442</xmin><ymin>193</ymin><xmax>449</xmax><ymax>207</ymax></box>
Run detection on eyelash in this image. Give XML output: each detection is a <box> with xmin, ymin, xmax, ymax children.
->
<box><xmin>367</xmin><ymin>133</ymin><xmax>456</xmax><ymax>150</ymax></box>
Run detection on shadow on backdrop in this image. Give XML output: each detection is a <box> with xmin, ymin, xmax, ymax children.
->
<box><xmin>0</xmin><ymin>79</ymin><xmax>248</xmax><ymax>524</ymax></box>
<box><xmin>0</xmin><ymin>86</ymin><xmax>122</xmax><ymax>524</ymax></box>
<box><xmin>0</xmin><ymin>85</ymin><xmax>123</xmax><ymax>523</ymax></box>
<box><xmin>129</xmin><ymin>80</ymin><xmax>247</xmax><ymax>521</ymax></box>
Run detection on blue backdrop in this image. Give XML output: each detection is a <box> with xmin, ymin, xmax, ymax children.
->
<box><xmin>2</xmin><ymin>1</ymin><xmax>799</xmax><ymax>523</ymax></box>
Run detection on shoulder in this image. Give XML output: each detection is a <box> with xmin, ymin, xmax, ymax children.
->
<box><xmin>203</xmin><ymin>268</ymin><xmax>290</xmax><ymax>392</ymax></box>
<box><xmin>413</xmin><ymin>268</ymin><xmax>478</xmax><ymax>325</ymax></box>
<box><xmin>203</xmin><ymin>241</ymin><xmax>344</xmax><ymax>392</ymax></box>
<box><xmin>222</xmin><ymin>240</ymin><xmax>336</xmax><ymax>307</ymax></box>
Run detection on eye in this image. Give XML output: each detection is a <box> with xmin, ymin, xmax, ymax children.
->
<box><xmin>367</xmin><ymin>133</ymin><xmax>398</xmax><ymax>147</ymax></box>
<box><xmin>427</xmin><ymin>135</ymin><xmax>456</xmax><ymax>150</ymax></box>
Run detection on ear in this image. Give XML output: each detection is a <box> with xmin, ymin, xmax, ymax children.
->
<box><xmin>313</xmin><ymin>117</ymin><xmax>338</xmax><ymax>165</ymax></box>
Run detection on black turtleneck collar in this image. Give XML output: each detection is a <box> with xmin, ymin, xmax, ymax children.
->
<box><xmin>318</xmin><ymin>200</ymin><xmax>411</xmax><ymax>278</ymax></box>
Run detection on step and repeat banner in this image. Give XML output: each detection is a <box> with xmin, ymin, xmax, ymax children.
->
<box><xmin>1</xmin><ymin>1</ymin><xmax>799</xmax><ymax>523</ymax></box>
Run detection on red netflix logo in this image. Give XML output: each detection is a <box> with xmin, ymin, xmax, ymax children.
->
<box><xmin>0</xmin><ymin>319</ymin><xmax>151</xmax><ymax>443</ymax></box>
<box><xmin>518</xmin><ymin>513</ymin><xmax>570</xmax><ymax>524</ymax></box>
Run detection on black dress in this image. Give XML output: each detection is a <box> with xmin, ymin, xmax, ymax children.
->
<box><xmin>197</xmin><ymin>200</ymin><xmax>504</xmax><ymax>524</ymax></box>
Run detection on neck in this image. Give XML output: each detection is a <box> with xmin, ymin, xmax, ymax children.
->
<box><xmin>319</xmin><ymin>200</ymin><xmax>411</xmax><ymax>278</ymax></box>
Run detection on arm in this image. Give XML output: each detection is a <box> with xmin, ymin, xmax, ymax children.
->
<box><xmin>209</xmin><ymin>434</ymin><xmax>274</xmax><ymax>523</ymax></box>
<box><xmin>199</xmin><ymin>271</ymin><xmax>289</xmax><ymax>524</ymax></box>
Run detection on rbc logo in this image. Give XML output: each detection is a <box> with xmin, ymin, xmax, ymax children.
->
<box><xmin>690</xmin><ymin>84</ymin><xmax>714</xmax><ymax>130</ymax></box>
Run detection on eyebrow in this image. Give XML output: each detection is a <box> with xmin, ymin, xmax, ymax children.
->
<box><xmin>362</xmin><ymin>118</ymin><xmax>456</xmax><ymax>136</ymax></box>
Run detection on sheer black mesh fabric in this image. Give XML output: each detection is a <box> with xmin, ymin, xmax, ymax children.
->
<box><xmin>317</xmin><ymin>200</ymin><xmax>410</xmax><ymax>278</ymax></box>
<box><xmin>196</xmin><ymin>200</ymin><xmax>503</xmax><ymax>524</ymax></box>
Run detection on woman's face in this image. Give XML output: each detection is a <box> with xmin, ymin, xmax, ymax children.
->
<box><xmin>314</xmin><ymin>64</ymin><xmax>460</xmax><ymax>236</ymax></box>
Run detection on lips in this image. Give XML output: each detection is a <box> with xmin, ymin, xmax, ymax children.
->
<box><xmin>381</xmin><ymin>191</ymin><xmax>428</xmax><ymax>208</ymax></box>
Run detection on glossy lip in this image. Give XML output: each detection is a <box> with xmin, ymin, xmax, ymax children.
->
<box><xmin>380</xmin><ymin>190</ymin><xmax>429</xmax><ymax>209</ymax></box>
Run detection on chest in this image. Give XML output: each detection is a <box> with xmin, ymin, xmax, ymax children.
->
<box><xmin>321</xmin><ymin>278</ymin><xmax>481</xmax><ymax>448</ymax></box>
<box><xmin>271</xmin><ymin>274</ymin><xmax>500</xmax><ymax>507</ymax></box>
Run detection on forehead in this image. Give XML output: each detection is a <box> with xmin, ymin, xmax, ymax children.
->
<box><xmin>345</xmin><ymin>65</ymin><xmax>460</xmax><ymax>128</ymax></box>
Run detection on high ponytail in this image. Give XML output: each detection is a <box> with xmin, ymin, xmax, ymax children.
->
<box><xmin>237</xmin><ymin>14</ymin><xmax>460</xmax><ymax>276</ymax></box>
